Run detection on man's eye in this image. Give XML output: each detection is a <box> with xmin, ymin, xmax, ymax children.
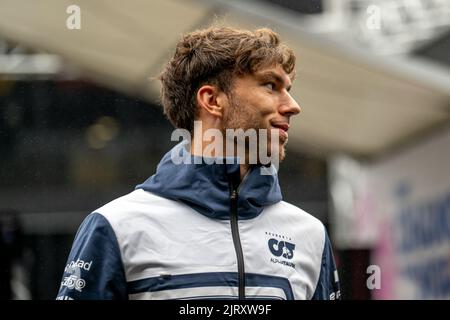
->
<box><xmin>264</xmin><ymin>82</ymin><xmax>275</xmax><ymax>90</ymax></box>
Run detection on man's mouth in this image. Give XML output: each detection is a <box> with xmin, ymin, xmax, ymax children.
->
<box><xmin>270</xmin><ymin>122</ymin><xmax>289</xmax><ymax>141</ymax></box>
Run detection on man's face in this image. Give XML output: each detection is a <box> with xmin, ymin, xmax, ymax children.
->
<box><xmin>222</xmin><ymin>65</ymin><xmax>301</xmax><ymax>163</ymax></box>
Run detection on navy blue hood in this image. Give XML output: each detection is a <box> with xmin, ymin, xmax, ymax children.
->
<box><xmin>136</xmin><ymin>141</ymin><xmax>282</xmax><ymax>220</ymax></box>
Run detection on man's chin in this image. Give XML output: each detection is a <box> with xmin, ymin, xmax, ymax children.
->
<box><xmin>278</xmin><ymin>140</ymin><xmax>288</xmax><ymax>163</ymax></box>
<box><xmin>267</xmin><ymin>142</ymin><xmax>286</xmax><ymax>163</ymax></box>
<box><xmin>279</xmin><ymin>146</ymin><xmax>286</xmax><ymax>163</ymax></box>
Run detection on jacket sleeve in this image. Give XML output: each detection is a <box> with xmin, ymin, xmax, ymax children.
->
<box><xmin>56</xmin><ymin>212</ymin><xmax>128</xmax><ymax>300</ymax></box>
<box><xmin>311</xmin><ymin>231</ymin><xmax>341</xmax><ymax>300</ymax></box>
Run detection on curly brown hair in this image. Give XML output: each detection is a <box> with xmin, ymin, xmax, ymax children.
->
<box><xmin>159</xmin><ymin>26</ymin><xmax>296</xmax><ymax>132</ymax></box>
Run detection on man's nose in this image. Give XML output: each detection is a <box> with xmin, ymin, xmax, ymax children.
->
<box><xmin>279</xmin><ymin>93</ymin><xmax>301</xmax><ymax>116</ymax></box>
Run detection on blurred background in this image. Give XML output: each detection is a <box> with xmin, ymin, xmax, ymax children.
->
<box><xmin>0</xmin><ymin>0</ymin><xmax>449</xmax><ymax>299</ymax></box>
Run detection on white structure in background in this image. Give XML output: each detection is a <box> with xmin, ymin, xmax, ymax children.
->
<box><xmin>0</xmin><ymin>40</ymin><xmax>76</xmax><ymax>77</ymax></box>
<box><xmin>329</xmin><ymin>155</ymin><xmax>380</xmax><ymax>248</ymax></box>
<box><xmin>344</xmin><ymin>0</ymin><xmax>450</xmax><ymax>55</ymax></box>
<box><xmin>306</xmin><ymin>0</ymin><xmax>450</xmax><ymax>55</ymax></box>
<box><xmin>330</xmin><ymin>126</ymin><xmax>450</xmax><ymax>299</ymax></box>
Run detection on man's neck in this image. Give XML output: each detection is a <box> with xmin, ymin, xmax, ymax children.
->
<box><xmin>239</xmin><ymin>164</ymin><xmax>250</xmax><ymax>181</ymax></box>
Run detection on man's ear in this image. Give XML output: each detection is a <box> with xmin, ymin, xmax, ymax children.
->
<box><xmin>197</xmin><ymin>85</ymin><xmax>226</xmax><ymax>118</ymax></box>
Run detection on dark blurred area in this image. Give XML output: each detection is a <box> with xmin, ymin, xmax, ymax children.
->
<box><xmin>263</xmin><ymin>0</ymin><xmax>323</xmax><ymax>14</ymax></box>
<box><xmin>413</xmin><ymin>29</ymin><xmax>450</xmax><ymax>67</ymax></box>
<box><xmin>0</xmin><ymin>79</ymin><xmax>173</xmax><ymax>298</ymax></box>
<box><xmin>0</xmin><ymin>209</ymin><xmax>23</xmax><ymax>299</ymax></box>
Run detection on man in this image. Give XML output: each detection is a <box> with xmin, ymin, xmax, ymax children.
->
<box><xmin>57</xmin><ymin>26</ymin><xmax>340</xmax><ymax>300</ymax></box>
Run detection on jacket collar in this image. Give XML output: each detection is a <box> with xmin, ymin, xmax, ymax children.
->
<box><xmin>136</xmin><ymin>141</ymin><xmax>282</xmax><ymax>220</ymax></box>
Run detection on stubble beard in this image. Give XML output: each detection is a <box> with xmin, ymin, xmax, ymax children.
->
<box><xmin>222</xmin><ymin>94</ymin><xmax>287</xmax><ymax>165</ymax></box>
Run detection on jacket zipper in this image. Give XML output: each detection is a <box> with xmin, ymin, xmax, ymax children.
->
<box><xmin>230</xmin><ymin>188</ymin><xmax>245</xmax><ymax>300</ymax></box>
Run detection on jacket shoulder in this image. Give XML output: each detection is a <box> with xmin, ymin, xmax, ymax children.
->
<box><xmin>56</xmin><ymin>212</ymin><xmax>127</xmax><ymax>299</ymax></box>
<box><xmin>274</xmin><ymin>200</ymin><xmax>326</xmax><ymax>233</ymax></box>
<box><xmin>94</xmin><ymin>189</ymin><xmax>182</xmax><ymax>225</ymax></box>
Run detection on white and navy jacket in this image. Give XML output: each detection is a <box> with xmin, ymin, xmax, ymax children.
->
<box><xmin>57</xmin><ymin>142</ymin><xmax>340</xmax><ymax>300</ymax></box>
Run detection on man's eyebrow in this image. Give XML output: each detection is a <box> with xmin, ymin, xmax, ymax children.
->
<box><xmin>256</xmin><ymin>71</ymin><xmax>292</xmax><ymax>91</ymax></box>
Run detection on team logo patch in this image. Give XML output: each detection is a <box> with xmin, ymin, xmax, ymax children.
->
<box><xmin>266</xmin><ymin>232</ymin><xmax>296</xmax><ymax>269</ymax></box>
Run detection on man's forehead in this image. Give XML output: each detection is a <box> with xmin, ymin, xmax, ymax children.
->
<box><xmin>252</xmin><ymin>66</ymin><xmax>293</xmax><ymax>88</ymax></box>
<box><xmin>230</xmin><ymin>65</ymin><xmax>294</xmax><ymax>91</ymax></box>
<box><xmin>254</xmin><ymin>66</ymin><xmax>292</xmax><ymax>84</ymax></box>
